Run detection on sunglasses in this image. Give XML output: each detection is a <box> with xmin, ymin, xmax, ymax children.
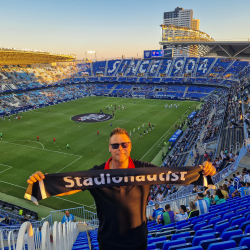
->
<box><xmin>109</xmin><ymin>142</ymin><xmax>130</xmax><ymax>149</ymax></box>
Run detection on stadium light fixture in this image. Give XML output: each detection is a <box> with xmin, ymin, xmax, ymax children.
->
<box><xmin>85</xmin><ymin>51</ymin><xmax>97</xmax><ymax>61</ymax></box>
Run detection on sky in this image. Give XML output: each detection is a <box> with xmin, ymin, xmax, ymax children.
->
<box><xmin>1</xmin><ymin>0</ymin><xmax>250</xmax><ymax>60</ymax></box>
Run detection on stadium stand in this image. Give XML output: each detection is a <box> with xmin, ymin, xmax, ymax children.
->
<box><xmin>106</xmin><ymin>60</ymin><xmax>121</xmax><ymax>76</ymax></box>
<box><xmin>1</xmin><ymin>56</ymin><xmax>250</xmax><ymax>249</ymax></box>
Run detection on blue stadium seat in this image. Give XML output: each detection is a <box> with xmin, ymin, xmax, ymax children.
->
<box><xmin>207</xmin><ymin>240</ymin><xmax>236</xmax><ymax>250</ymax></box>
<box><xmin>192</xmin><ymin>218</ymin><xmax>203</xmax><ymax>225</ymax></box>
<box><xmin>245</xmin><ymin>224</ymin><xmax>250</xmax><ymax>234</ymax></box>
<box><xmin>221</xmin><ymin>229</ymin><xmax>243</xmax><ymax>241</ymax></box>
<box><xmin>229</xmin><ymin>215</ymin><xmax>243</xmax><ymax>224</ymax></box>
<box><xmin>176</xmin><ymin>220</ymin><xmax>190</xmax><ymax>226</ymax></box>
<box><xmin>239</xmin><ymin>237</ymin><xmax>250</xmax><ymax>249</ymax></box>
<box><xmin>201</xmin><ymin>225</ymin><xmax>214</xmax><ymax>230</ymax></box>
<box><xmin>172</xmin><ymin>232</ymin><xmax>190</xmax><ymax>241</ymax></box>
<box><xmin>182</xmin><ymin>224</ymin><xmax>194</xmax><ymax>230</ymax></box>
<box><xmin>177</xmin><ymin>222</ymin><xmax>189</xmax><ymax>229</ymax></box>
<box><xmin>231</xmin><ymin>218</ymin><xmax>246</xmax><ymax>227</ymax></box>
<box><xmin>182</xmin><ymin>236</ymin><xmax>194</xmax><ymax>243</ymax></box>
<box><xmin>214</xmin><ymin>222</ymin><xmax>230</xmax><ymax>234</ymax></box>
<box><xmin>155</xmin><ymin>231</ymin><xmax>174</xmax><ymax>237</ymax></box>
<box><xmin>237</xmin><ymin>209</ymin><xmax>249</xmax><ymax>216</ymax></box>
<box><xmin>155</xmin><ymin>240</ymin><xmax>168</xmax><ymax>249</ymax></box>
<box><xmin>161</xmin><ymin>226</ymin><xmax>176</xmax><ymax>231</ymax></box>
<box><xmin>230</xmin><ymin>233</ymin><xmax>250</xmax><ymax>246</ymax></box>
<box><xmin>240</xmin><ymin>221</ymin><xmax>250</xmax><ymax>231</ymax></box>
<box><xmin>217</xmin><ymin>212</ymin><xmax>227</xmax><ymax>218</ymax></box>
<box><xmin>226</xmin><ymin>247</ymin><xmax>248</xmax><ymax>250</ymax></box>
<box><xmin>193</xmin><ymin>222</ymin><xmax>207</xmax><ymax>231</ymax></box>
<box><xmin>192</xmin><ymin>234</ymin><xmax>215</xmax><ymax>246</ymax></box>
<box><xmin>199</xmin><ymin>238</ymin><xmax>223</xmax><ymax>250</ymax></box>
<box><xmin>148</xmin><ymin>236</ymin><xmax>166</xmax><ymax>244</ymax></box>
<box><xmin>216</xmin><ymin>219</ymin><xmax>229</xmax><ymax>225</ymax></box>
<box><xmin>168</xmin><ymin>243</ymin><xmax>192</xmax><ymax>250</ymax></box>
<box><xmin>223</xmin><ymin>212</ymin><xmax>235</xmax><ymax>220</ymax></box>
<box><xmin>147</xmin><ymin>243</ymin><xmax>157</xmax><ymax>250</ymax></box>
<box><xmin>195</xmin><ymin>229</ymin><xmax>214</xmax><ymax>236</ymax></box>
<box><xmin>209</xmin><ymin>217</ymin><xmax>221</xmax><ymax>224</ymax></box>
<box><xmin>225</xmin><ymin>226</ymin><xmax>240</xmax><ymax>232</ymax></box>
<box><xmin>204</xmin><ymin>215</ymin><xmax>216</xmax><ymax>222</ymax></box>
<box><xmin>188</xmin><ymin>217</ymin><xmax>198</xmax><ymax>223</ymax></box>
<box><xmin>176</xmin><ymin>228</ymin><xmax>192</xmax><ymax>234</ymax></box>
<box><xmin>176</xmin><ymin>247</ymin><xmax>202</xmax><ymax>250</ymax></box>
<box><xmin>162</xmin><ymin>239</ymin><xmax>187</xmax><ymax>250</ymax></box>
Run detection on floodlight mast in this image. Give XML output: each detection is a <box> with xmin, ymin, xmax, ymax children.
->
<box><xmin>85</xmin><ymin>51</ymin><xmax>97</xmax><ymax>61</ymax></box>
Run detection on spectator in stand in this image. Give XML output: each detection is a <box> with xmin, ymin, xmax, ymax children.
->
<box><xmin>228</xmin><ymin>181</ymin><xmax>236</xmax><ymax>194</ymax></box>
<box><xmin>175</xmin><ymin>205</ymin><xmax>188</xmax><ymax>222</ymax></box>
<box><xmin>157</xmin><ymin>204</ymin><xmax>175</xmax><ymax>225</ymax></box>
<box><xmin>236</xmin><ymin>172</ymin><xmax>242</xmax><ymax>179</ymax></box>
<box><xmin>187</xmin><ymin>201</ymin><xmax>199</xmax><ymax>219</ymax></box>
<box><xmin>232</xmin><ymin>182</ymin><xmax>249</xmax><ymax>197</ymax></box>
<box><xmin>223</xmin><ymin>179</ymin><xmax>228</xmax><ymax>185</ymax></box>
<box><xmin>156</xmin><ymin>191</ymin><xmax>163</xmax><ymax>202</ymax></box>
<box><xmin>244</xmin><ymin>170</ymin><xmax>250</xmax><ymax>183</ymax></box>
<box><xmin>4</xmin><ymin>212</ymin><xmax>9</xmax><ymax>224</ymax></box>
<box><xmin>194</xmin><ymin>193</ymin><xmax>209</xmax><ymax>215</ymax></box>
<box><xmin>61</xmin><ymin>210</ymin><xmax>76</xmax><ymax>224</ymax></box>
<box><xmin>192</xmin><ymin>185</ymin><xmax>198</xmax><ymax>193</ymax></box>
<box><xmin>149</xmin><ymin>203</ymin><xmax>163</xmax><ymax>221</ymax></box>
<box><xmin>219</xmin><ymin>185</ymin><xmax>229</xmax><ymax>199</ymax></box>
<box><xmin>246</xmin><ymin>182</ymin><xmax>250</xmax><ymax>194</ymax></box>
<box><xmin>213</xmin><ymin>189</ymin><xmax>226</xmax><ymax>205</ymax></box>
<box><xmin>233</xmin><ymin>174</ymin><xmax>240</xmax><ymax>187</ymax></box>
<box><xmin>148</xmin><ymin>197</ymin><xmax>155</xmax><ymax>206</ymax></box>
<box><xmin>204</xmin><ymin>190</ymin><xmax>212</xmax><ymax>207</ymax></box>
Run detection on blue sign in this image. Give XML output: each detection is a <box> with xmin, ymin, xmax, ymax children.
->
<box><xmin>152</xmin><ymin>50</ymin><xmax>163</xmax><ymax>58</ymax></box>
<box><xmin>169</xmin><ymin>129</ymin><xmax>183</xmax><ymax>143</ymax></box>
<box><xmin>188</xmin><ymin>111</ymin><xmax>197</xmax><ymax>119</ymax></box>
<box><xmin>144</xmin><ymin>50</ymin><xmax>152</xmax><ymax>59</ymax></box>
<box><xmin>164</xmin><ymin>49</ymin><xmax>173</xmax><ymax>58</ymax></box>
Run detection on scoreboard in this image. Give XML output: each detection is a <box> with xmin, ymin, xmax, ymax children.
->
<box><xmin>144</xmin><ymin>49</ymin><xmax>173</xmax><ymax>59</ymax></box>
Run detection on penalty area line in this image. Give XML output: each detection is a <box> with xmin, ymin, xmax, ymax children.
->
<box><xmin>0</xmin><ymin>141</ymin><xmax>81</xmax><ymax>157</ymax></box>
<box><xmin>10</xmin><ymin>140</ymin><xmax>45</xmax><ymax>150</ymax></box>
<box><xmin>0</xmin><ymin>180</ymin><xmax>26</xmax><ymax>189</ymax></box>
<box><xmin>0</xmin><ymin>179</ymin><xmax>96</xmax><ymax>209</ymax></box>
<box><xmin>56</xmin><ymin>156</ymin><xmax>82</xmax><ymax>173</ymax></box>
<box><xmin>0</xmin><ymin>164</ymin><xmax>12</xmax><ymax>174</ymax></box>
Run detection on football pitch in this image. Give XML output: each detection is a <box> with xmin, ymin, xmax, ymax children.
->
<box><xmin>0</xmin><ymin>97</ymin><xmax>199</xmax><ymax>215</ymax></box>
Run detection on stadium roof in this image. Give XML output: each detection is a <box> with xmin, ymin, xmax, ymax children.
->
<box><xmin>0</xmin><ymin>49</ymin><xmax>76</xmax><ymax>65</ymax></box>
<box><xmin>160</xmin><ymin>41</ymin><xmax>250</xmax><ymax>59</ymax></box>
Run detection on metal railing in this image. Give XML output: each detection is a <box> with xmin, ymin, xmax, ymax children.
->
<box><xmin>242</xmin><ymin>98</ymin><xmax>249</xmax><ymax>145</ymax></box>
<box><xmin>8</xmin><ymin>220</ymin><xmax>78</xmax><ymax>250</ymax></box>
<box><xmin>146</xmin><ymin>192</ymin><xmax>201</xmax><ymax>218</ymax></box>
<box><xmin>49</xmin><ymin>206</ymin><xmax>98</xmax><ymax>227</ymax></box>
<box><xmin>212</xmin><ymin>144</ymin><xmax>248</xmax><ymax>184</ymax></box>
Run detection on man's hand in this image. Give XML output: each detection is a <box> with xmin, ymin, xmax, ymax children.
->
<box><xmin>202</xmin><ymin>161</ymin><xmax>216</xmax><ymax>177</ymax></box>
<box><xmin>27</xmin><ymin>171</ymin><xmax>45</xmax><ymax>184</ymax></box>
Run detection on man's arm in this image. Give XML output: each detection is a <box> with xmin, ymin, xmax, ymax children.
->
<box><xmin>135</xmin><ymin>159</ymin><xmax>216</xmax><ymax>178</ymax></box>
<box><xmin>27</xmin><ymin>162</ymin><xmax>106</xmax><ymax>184</ymax></box>
<box><xmin>157</xmin><ymin>214</ymin><xmax>163</xmax><ymax>224</ymax></box>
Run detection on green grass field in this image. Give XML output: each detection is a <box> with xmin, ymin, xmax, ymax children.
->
<box><xmin>0</xmin><ymin>97</ymin><xmax>199</xmax><ymax>216</ymax></box>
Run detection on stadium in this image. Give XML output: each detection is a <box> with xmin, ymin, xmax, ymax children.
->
<box><xmin>1</xmin><ymin>3</ymin><xmax>250</xmax><ymax>250</ymax></box>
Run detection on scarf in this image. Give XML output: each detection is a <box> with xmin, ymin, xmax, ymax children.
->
<box><xmin>24</xmin><ymin>166</ymin><xmax>207</xmax><ymax>204</ymax></box>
